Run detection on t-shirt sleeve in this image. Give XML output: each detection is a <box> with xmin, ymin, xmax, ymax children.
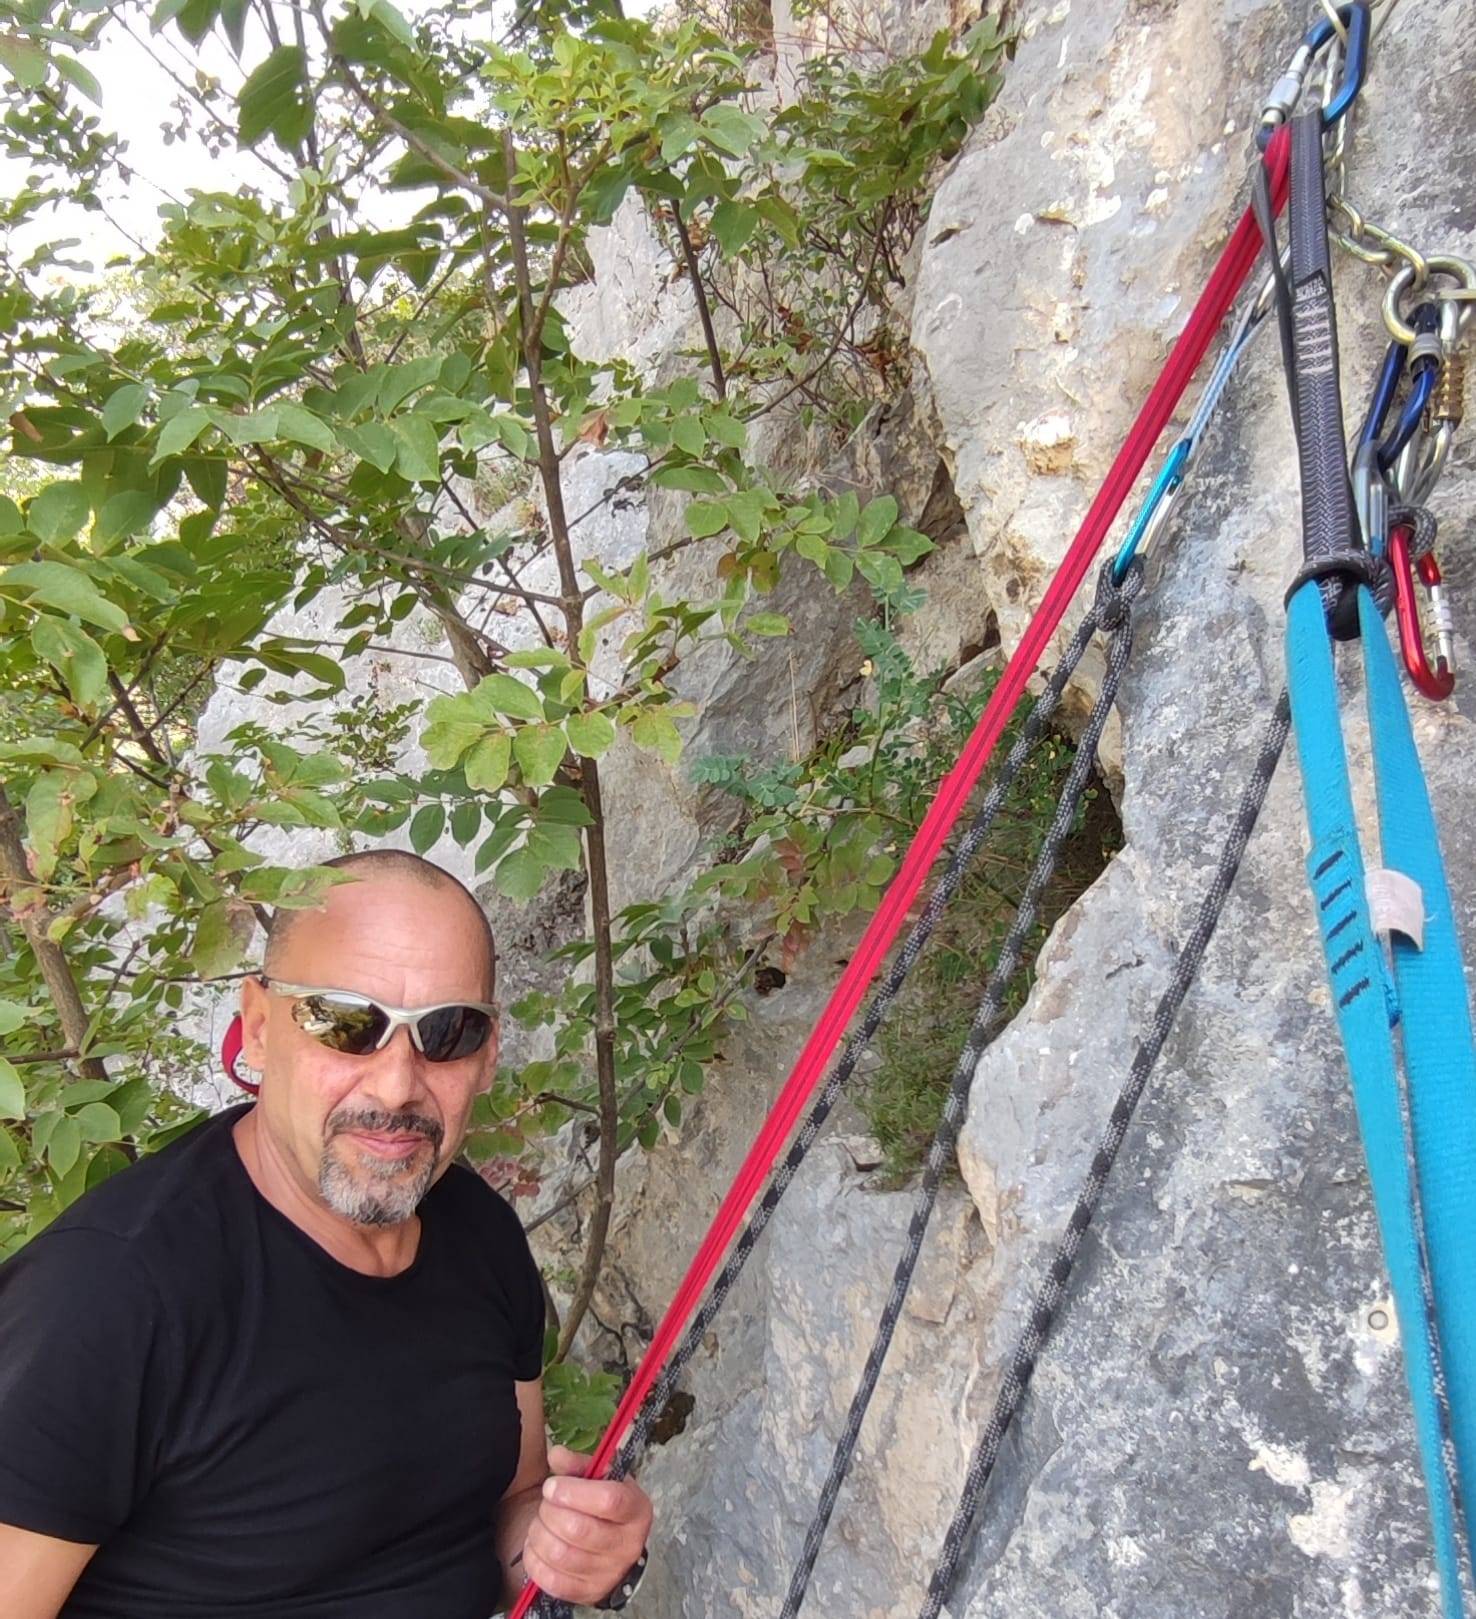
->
<box><xmin>0</xmin><ymin>1227</ymin><xmax>169</xmax><ymax>1543</ymax></box>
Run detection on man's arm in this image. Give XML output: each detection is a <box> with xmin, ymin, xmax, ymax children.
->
<box><xmin>493</xmin><ymin>1378</ymin><xmax>552</xmax><ymax>1608</ymax></box>
<box><xmin>493</xmin><ymin>1378</ymin><xmax>653</xmax><ymax>1612</ymax></box>
<box><xmin>0</xmin><ymin>1523</ymin><xmax>96</xmax><ymax>1619</ymax></box>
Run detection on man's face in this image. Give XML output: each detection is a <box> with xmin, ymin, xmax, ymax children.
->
<box><xmin>238</xmin><ymin>874</ymin><xmax>497</xmax><ymax>1227</ymax></box>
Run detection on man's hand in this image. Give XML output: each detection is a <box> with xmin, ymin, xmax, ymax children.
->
<box><xmin>519</xmin><ymin>1446</ymin><xmax>652</xmax><ymax>1608</ymax></box>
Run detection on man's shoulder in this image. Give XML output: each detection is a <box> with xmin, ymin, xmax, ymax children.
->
<box><xmin>432</xmin><ymin>1160</ymin><xmax>527</xmax><ymax>1235</ymax></box>
<box><xmin>16</xmin><ymin>1105</ymin><xmax>243</xmax><ymax>1272</ymax></box>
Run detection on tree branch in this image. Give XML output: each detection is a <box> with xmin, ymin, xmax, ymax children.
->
<box><xmin>673</xmin><ymin>204</ymin><xmax>726</xmax><ymax>400</ymax></box>
<box><xmin>501</xmin><ymin>129</ymin><xmax>621</xmax><ymax>1360</ymax></box>
<box><xmin>0</xmin><ymin>782</ymin><xmax>108</xmax><ymax>1082</ymax></box>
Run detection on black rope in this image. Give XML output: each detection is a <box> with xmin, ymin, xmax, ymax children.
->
<box><xmin>778</xmin><ymin>560</ymin><xmax>1144</xmax><ymax>1619</ymax></box>
<box><xmin>919</xmin><ymin>690</ymin><xmax>1291</xmax><ymax>1618</ymax></box>
<box><xmin>528</xmin><ymin>559</ymin><xmax>1143</xmax><ymax>1619</ymax></box>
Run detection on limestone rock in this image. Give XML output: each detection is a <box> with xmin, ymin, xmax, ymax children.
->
<box><xmin>622</xmin><ymin>2</ymin><xmax>1476</xmax><ymax>1617</ymax></box>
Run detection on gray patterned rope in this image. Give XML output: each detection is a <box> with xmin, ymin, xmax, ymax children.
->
<box><xmin>527</xmin><ymin>560</ymin><xmax>1135</xmax><ymax>1619</ymax></box>
<box><xmin>778</xmin><ymin>559</ymin><xmax>1144</xmax><ymax>1619</ymax></box>
<box><xmin>603</xmin><ymin>570</ymin><xmax>1133</xmax><ymax>1487</ymax></box>
<box><xmin>917</xmin><ymin>689</ymin><xmax>1292</xmax><ymax>1619</ymax></box>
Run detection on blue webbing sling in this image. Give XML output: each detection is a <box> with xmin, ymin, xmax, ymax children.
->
<box><xmin>1276</xmin><ymin>109</ymin><xmax>1476</xmax><ymax>1616</ymax></box>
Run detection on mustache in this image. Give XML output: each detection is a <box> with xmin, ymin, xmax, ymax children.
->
<box><xmin>327</xmin><ymin>1108</ymin><xmax>444</xmax><ymax>1148</ymax></box>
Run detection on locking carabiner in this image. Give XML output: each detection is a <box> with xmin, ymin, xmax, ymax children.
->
<box><xmin>1257</xmin><ymin>2</ymin><xmax>1371</xmax><ymax>150</ymax></box>
<box><xmin>1390</xmin><ymin>522</ymin><xmax>1456</xmax><ymax>701</ymax></box>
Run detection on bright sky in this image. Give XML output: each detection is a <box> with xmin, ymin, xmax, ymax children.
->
<box><xmin>6</xmin><ymin>1</ymin><xmax>652</xmax><ymax>271</ymax></box>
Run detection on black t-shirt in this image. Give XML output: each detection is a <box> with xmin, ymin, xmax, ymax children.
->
<box><xmin>0</xmin><ymin>1103</ymin><xmax>545</xmax><ymax>1618</ymax></box>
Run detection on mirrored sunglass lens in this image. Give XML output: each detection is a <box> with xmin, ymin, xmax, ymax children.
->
<box><xmin>292</xmin><ymin>995</ymin><xmax>387</xmax><ymax>1055</ymax></box>
<box><xmin>416</xmin><ymin>1005</ymin><xmax>491</xmax><ymax>1062</ymax></box>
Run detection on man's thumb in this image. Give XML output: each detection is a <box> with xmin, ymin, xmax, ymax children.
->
<box><xmin>546</xmin><ymin>1445</ymin><xmax>592</xmax><ymax>1479</ymax></box>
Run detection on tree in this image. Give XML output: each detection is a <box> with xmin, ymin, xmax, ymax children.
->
<box><xmin>0</xmin><ymin>0</ymin><xmax>1008</xmax><ymax>1372</ymax></box>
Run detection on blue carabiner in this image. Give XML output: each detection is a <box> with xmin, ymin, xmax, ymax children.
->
<box><xmin>1257</xmin><ymin>2</ymin><xmax>1371</xmax><ymax>150</ymax></box>
<box><xmin>1112</xmin><ymin>438</ymin><xmax>1190</xmax><ymax>584</ymax></box>
<box><xmin>1308</xmin><ymin>2</ymin><xmax>1371</xmax><ymax>131</ymax></box>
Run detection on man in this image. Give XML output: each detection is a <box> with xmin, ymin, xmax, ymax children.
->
<box><xmin>0</xmin><ymin>850</ymin><xmax>652</xmax><ymax>1618</ymax></box>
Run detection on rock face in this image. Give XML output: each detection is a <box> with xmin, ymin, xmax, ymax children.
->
<box><xmin>618</xmin><ymin>3</ymin><xmax>1476</xmax><ymax>1618</ymax></box>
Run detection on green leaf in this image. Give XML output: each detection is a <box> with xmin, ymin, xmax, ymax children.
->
<box><xmin>884</xmin><ymin>526</ymin><xmax>934</xmax><ymax>565</ymax></box>
<box><xmin>857</xmin><ymin>495</ymin><xmax>899</xmax><ymax>547</ymax></box>
<box><xmin>54</xmin><ymin>53</ymin><xmax>103</xmax><ymax>104</ymax></box>
<box><xmin>513</xmin><ymin>724</ymin><xmax>567</xmax><ymax>788</ymax></box>
<box><xmin>476</xmin><ymin>673</ymin><xmax>544</xmax><ymax>722</ymax></box>
<box><xmin>494</xmin><ymin>846</ymin><xmax>546</xmax><ymax>903</ymax></box>
<box><xmin>650</xmin><ymin>465</ymin><xmax>726</xmax><ymax>494</ymax></box>
<box><xmin>0</xmin><ymin>562</ymin><xmax>127</xmax><ymax>632</ymax></box>
<box><xmin>274</xmin><ymin>402</ymin><xmax>337</xmax><ymax>453</ymax></box>
<box><xmin>700</xmin><ymin>104</ymin><xmax>762</xmax><ymax>158</ymax></box>
<box><xmin>704</xmin><ymin>411</ymin><xmax>747</xmax><ymax>451</ymax></box>
<box><xmin>192</xmin><ymin>897</ymin><xmax>254</xmax><ymax>978</ymax></box>
<box><xmin>94</xmin><ymin>491</ymin><xmax>161</xmax><ymax>548</ymax></box>
<box><xmin>47</xmin><ymin>1114</ymin><xmax>82</xmax><ymax>1179</ymax></box>
<box><xmin>684</xmin><ymin>500</ymin><xmax>729</xmax><ymax>539</ymax></box>
<box><xmin>26</xmin><ymin>482</ymin><xmax>91</xmax><ymax>544</ymax></box>
<box><xmin>630</xmin><ymin>709</ymin><xmax>683</xmax><ymax>766</ymax></box>
<box><xmin>238</xmin><ymin>44</ymin><xmax>310</xmax><ymax>149</ymax></box>
<box><xmin>339</xmin><ymin>422</ymin><xmax>398</xmax><ymax>473</ymax></box>
<box><xmin>31</xmin><ymin>617</ymin><xmax>107</xmax><ymax>710</ymax></box>
<box><xmin>0</xmin><ymin>1002</ymin><xmax>24</xmax><ymax>1037</ymax></box>
<box><xmin>475</xmin><ymin>819</ymin><xmax>522</xmax><ymax>874</ymax></box>
<box><xmin>660</xmin><ymin>114</ymin><xmax>702</xmax><ymax>163</ymax></box>
<box><xmin>745</xmin><ymin>612</ymin><xmax>790</xmax><ymax>638</ymax></box>
<box><xmin>450</xmin><ymin>800</ymin><xmax>482</xmax><ymax>847</ymax></box>
<box><xmin>464</xmin><ymin>732</ymin><xmax>512</xmax><ymax>792</ymax></box>
<box><xmin>101</xmin><ymin>383</ymin><xmax>150</xmax><ymax>441</ymax></box>
<box><xmin>152</xmin><ymin>405</ymin><xmax>213</xmax><ymax>463</ymax></box>
<box><xmin>534</xmin><ymin>786</ymin><xmax>595</xmax><ymax>826</ymax></box>
<box><xmin>671</xmin><ymin>416</ymin><xmax>706</xmax><ymax>456</ymax></box>
<box><xmin>391</xmin><ymin>415</ymin><xmax>441</xmax><ymax>482</ymax></box>
<box><xmin>72</xmin><ymin>1102</ymin><xmax>121</xmax><ymax>1144</ymax></box>
<box><xmin>0</xmin><ymin>1058</ymin><xmax>24</xmax><ymax>1121</ymax></box>
<box><xmin>0</xmin><ymin>33</ymin><xmax>46</xmax><ymax>88</ymax></box>
<box><xmin>527</xmin><ymin>822</ymin><xmax>582</xmax><ymax>871</ymax></box>
<box><xmin>25</xmin><ymin>769</ymin><xmax>78</xmax><ymax>881</ymax></box>
<box><xmin>409</xmin><ymin>802</ymin><xmax>445</xmax><ymax>853</ymax></box>
<box><xmin>563</xmin><ymin>708</ymin><xmax>616</xmax><ymax>759</ymax></box>
<box><xmin>711</xmin><ymin>200</ymin><xmax>760</xmax><ymax>256</ymax></box>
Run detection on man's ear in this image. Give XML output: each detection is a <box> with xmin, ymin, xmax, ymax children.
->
<box><xmin>240</xmin><ymin>975</ymin><xmax>270</xmax><ymax>1069</ymax></box>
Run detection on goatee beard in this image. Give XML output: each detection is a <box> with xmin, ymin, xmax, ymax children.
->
<box><xmin>317</xmin><ymin>1107</ymin><xmax>444</xmax><ymax>1227</ymax></box>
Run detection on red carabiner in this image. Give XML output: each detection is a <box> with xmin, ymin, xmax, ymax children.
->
<box><xmin>1390</xmin><ymin>521</ymin><xmax>1456</xmax><ymax>701</ymax></box>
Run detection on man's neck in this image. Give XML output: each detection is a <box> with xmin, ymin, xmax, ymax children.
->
<box><xmin>232</xmin><ymin>1109</ymin><xmax>422</xmax><ymax>1278</ymax></box>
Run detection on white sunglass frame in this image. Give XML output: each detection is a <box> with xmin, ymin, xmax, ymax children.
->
<box><xmin>261</xmin><ymin>978</ymin><xmax>500</xmax><ymax>1057</ymax></box>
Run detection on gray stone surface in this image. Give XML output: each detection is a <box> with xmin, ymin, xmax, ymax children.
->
<box><xmin>618</xmin><ymin>2</ymin><xmax>1476</xmax><ymax>1617</ymax></box>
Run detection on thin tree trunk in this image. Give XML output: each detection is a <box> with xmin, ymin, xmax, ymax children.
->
<box><xmin>0</xmin><ymin>782</ymin><xmax>108</xmax><ymax>1081</ymax></box>
<box><xmin>500</xmin><ymin>137</ymin><xmax>621</xmax><ymax>1360</ymax></box>
<box><xmin>673</xmin><ymin>205</ymin><xmax>726</xmax><ymax>400</ymax></box>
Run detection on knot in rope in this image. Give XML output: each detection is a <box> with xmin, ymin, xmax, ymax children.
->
<box><xmin>1094</xmin><ymin>554</ymin><xmax>1144</xmax><ymax>630</ymax></box>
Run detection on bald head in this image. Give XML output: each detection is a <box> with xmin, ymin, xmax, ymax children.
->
<box><xmin>263</xmin><ymin>851</ymin><xmax>496</xmax><ymax>1000</ymax></box>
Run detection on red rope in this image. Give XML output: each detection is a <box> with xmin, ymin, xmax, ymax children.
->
<box><xmin>510</xmin><ymin>129</ymin><xmax>1290</xmax><ymax>1619</ymax></box>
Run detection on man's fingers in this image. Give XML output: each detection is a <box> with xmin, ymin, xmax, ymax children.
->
<box><xmin>536</xmin><ymin>1501</ymin><xmax>627</xmax><ymax>1556</ymax></box>
<box><xmin>521</xmin><ymin>1539</ymin><xmax>604</xmax><ymax>1607</ymax></box>
<box><xmin>541</xmin><ymin>1473</ymin><xmax>644</xmax><ymax>1525</ymax></box>
<box><xmin>522</xmin><ymin>1526</ymin><xmax>610</xmax><ymax>1605</ymax></box>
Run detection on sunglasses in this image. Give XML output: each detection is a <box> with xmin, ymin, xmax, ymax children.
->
<box><xmin>261</xmin><ymin>979</ymin><xmax>499</xmax><ymax>1063</ymax></box>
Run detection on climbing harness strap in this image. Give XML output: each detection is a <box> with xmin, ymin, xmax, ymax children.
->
<box><xmin>508</xmin><ymin>116</ymin><xmax>1295</xmax><ymax>1619</ymax></box>
<box><xmin>1277</xmin><ymin>107</ymin><xmax>1476</xmax><ymax>1617</ymax></box>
